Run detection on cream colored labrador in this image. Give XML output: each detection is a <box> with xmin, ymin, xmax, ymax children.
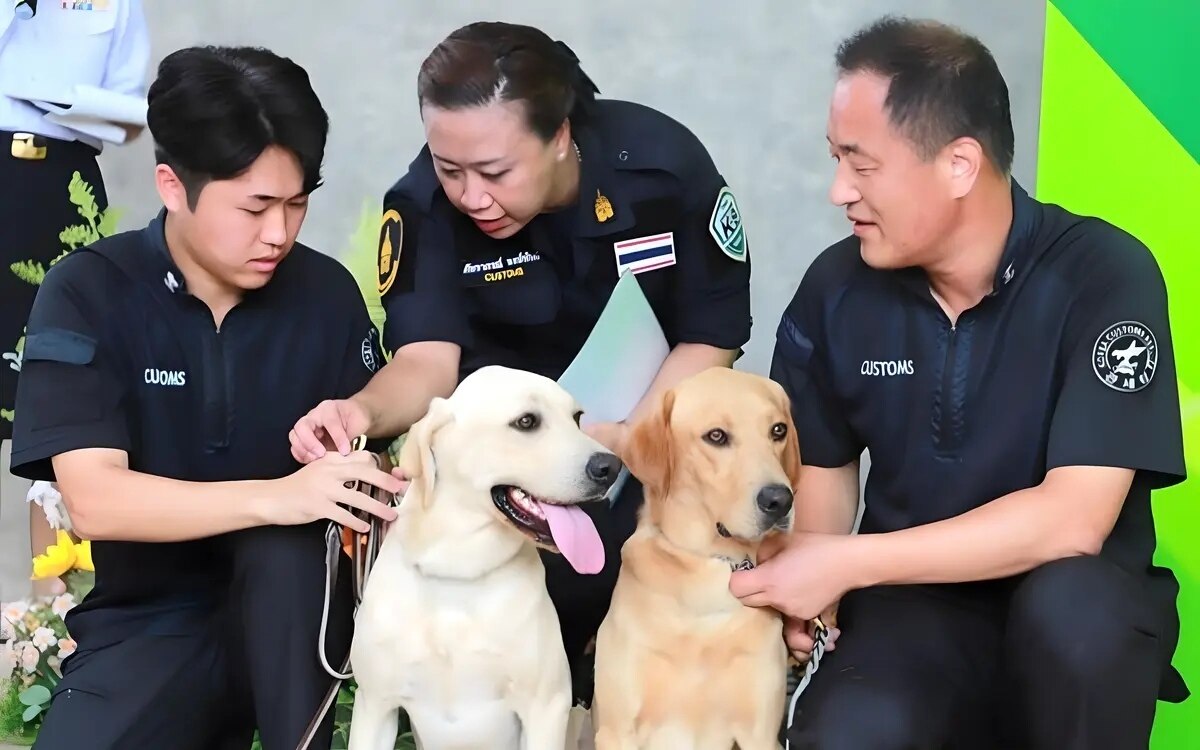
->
<box><xmin>347</xmin><ymin>365</ymin><xmax>622</xmax><ymax>750</ymax></box>
<box><xmin>593</xmin><ymin>367</ymin><xmax>800</xmax><ymax>750</ymax></box>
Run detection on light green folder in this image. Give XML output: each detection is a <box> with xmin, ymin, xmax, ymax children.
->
<box><xmin>557</xmin><ymin>271</ymin><xmax>668</xmax><ymax>502</ymax></box>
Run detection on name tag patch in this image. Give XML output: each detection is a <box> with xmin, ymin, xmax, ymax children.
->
<box><xmin>613</xmin><ymin>232</ymin><xmax>676</xmax><ymax>276</ymax></box>
<box><xmin>144</xmin><ymin>368</ymin><xmax>186</xmax><ymax>387</ymax></box>
<box><xmin>462</xmin><ymin>251</ymin><xmax>541</xmax><ymax>287</ymax></box>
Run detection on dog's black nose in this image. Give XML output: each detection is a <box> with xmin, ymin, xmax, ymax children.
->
<box><xmin>586</xmin><ymin>452</ymin><xmax>623</xmax><ymax>486</ymax></box>
<box><xmin>756</xmin><ymin>484</ymin><xmax>794</xmax><ymax>521</ymax></box>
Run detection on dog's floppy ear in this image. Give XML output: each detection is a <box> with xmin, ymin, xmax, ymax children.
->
<box><xmin>779</xmin><ymin>393</ymin><xmax>803</xmax><ymax>493</ymax></box>
<box><xmin>397</xmin><ymin>397</ymin><xmax>455</xmax><ymax>509</ymax></box>
<box><xmin>623</xmin><ymin>388</ymin><xmax>675</xmax><ymax>495</ymax></box>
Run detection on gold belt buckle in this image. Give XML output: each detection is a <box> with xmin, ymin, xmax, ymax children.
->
<box><xmin>11</xmin><ymin>133</ymin><xmax>47</xmax><ymax>160</ymax></box>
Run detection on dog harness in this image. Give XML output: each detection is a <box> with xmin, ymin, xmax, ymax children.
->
<box><xmin>296</xmin><ymin>435</ymin><xmax>401</xmax><ymax>750</ymax></box>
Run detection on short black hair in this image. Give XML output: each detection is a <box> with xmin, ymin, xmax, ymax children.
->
<box><xmin>835</xmin><ymin>16</ymin><xmax>1014</xmax><ymax>175</ymax></box>
<box><xmin>417</xmin><ymin>22</ymin><xmax>600</xmax><ymax>142</ymax></box>
<box><xmin>147</xmin><ymin>46</ymin><xmax>329</xmax><ymax>207</ymax></box>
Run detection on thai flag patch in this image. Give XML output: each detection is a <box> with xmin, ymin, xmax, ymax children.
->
<box><xmin>613</xmin><ymin>232</ymin><xmax>677</xmax><ymax>276</ymax></box>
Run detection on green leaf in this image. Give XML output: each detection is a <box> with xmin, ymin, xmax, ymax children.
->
<box><xmin>1</xmin><ymin>409</ymin><xmax>13</xmax><ymax>423</ymax></box>
<box><xmin>97</xmin><ymin>207</ymin><xmax>122</xmax><ymax>239</ymax></box>
<box><xmin>21</xmin><ymin>705</ymin><xmax>41</xmax><ymax>723</ymax></box>
<box><xmin>9</xmin><ymin>260</ymin><xmax>45</xmax><ymax>286</ymax></box>
<box><xmin>17</xmin><ymin>685</ymin><xmax>50</xmax><ymax>708</ymax></box>
<box><xmin>58</xmin><ymin>224</ymin><xmax>92</xmax><ymax>252</ymax></box>
<box><xmin>68</xmin><ymin>171</ymin><xmax>100</xmax><ymax>226</ymax></box>
<box><xmin>48</xmin><ymin>249</ymin><xmax>70</xmax><ymax>268</ymax></box>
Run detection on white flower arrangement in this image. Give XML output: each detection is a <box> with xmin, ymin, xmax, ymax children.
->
<box><xmin>0</xmin><ymin>593</ymin><xmax>79</xmax><ymax>742</ymax></box>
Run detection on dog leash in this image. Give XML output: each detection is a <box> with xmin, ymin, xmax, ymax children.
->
<box><xmin>783</xmin><ymin>616</ymin><xmax>830</xmax><ymax>750</ymax></box>
<box><xmin>296</xmin><ymin>435</ymin><xmax>400</xmax><ymax>750</ymax></box>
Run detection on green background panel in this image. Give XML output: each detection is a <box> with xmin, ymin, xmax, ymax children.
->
<box><xmin>1038</xmin><ymin>3</ymin><xmax>1200</xmax><ymax>746</ymax></box>
<box><xmin>1050</xmin><ymin>0</ymin><xmax>1199</xmax><ymax>164</ymax></box>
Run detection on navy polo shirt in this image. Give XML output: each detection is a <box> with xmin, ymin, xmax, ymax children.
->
<box><xmin>375</xmin><ymin>98</ymin><xmax>752</xmax><ymax>382</ymax></box>
<box><xmin>771</xmin><ymin>181</ymin><xmax>1185</xmax><ymax>579</ymax></box>
<box><xmin>10</xmin><ymin>209</ymin><xmax>383</xmax><ymax>645</ymax></box>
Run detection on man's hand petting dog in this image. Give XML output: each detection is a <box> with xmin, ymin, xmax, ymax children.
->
<box><xmin>729</xmin><ymin>530</ymin><xmax>851</xmax><ymax>657</ymax></box>
<box><xmin>289</xmin><ymin>396</ymin><xmax>372</xmax><ymax>464</ymax></box>
<box><xmin>261</xmin><ymin>450</ymin><xmax>401</xmax><ymax>533</ymax></box>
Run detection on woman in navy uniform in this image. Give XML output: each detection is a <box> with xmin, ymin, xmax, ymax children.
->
<box><xmin>290</xmin><ymin>21</ymin><xmax>752</xmax><ymax>702</ymax></box>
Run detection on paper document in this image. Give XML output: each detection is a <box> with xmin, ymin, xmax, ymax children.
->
<box><xmin>557</xmin><ymin>271</ymin><xmax>669</xmax><ymax>503</ymax></box>
<box><xmin>42</xmin><ymin>113</ymin><xmax>128</xmax><ymax>144</ymax></box>
<box><xmin>4</xmin><ymin>83</ymin><xmax>146</xmax><ymax>144</ymax></box>
<box><xmin>27</xmin><ymin>84</ymin><xmax>147</xmax><ymax>125</ymax></box>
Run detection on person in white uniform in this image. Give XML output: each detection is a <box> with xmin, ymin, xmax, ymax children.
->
<box><xmin>0</xmin><ymin>0</ymin><xmax>149</xmax><ymax>597</ymax></box>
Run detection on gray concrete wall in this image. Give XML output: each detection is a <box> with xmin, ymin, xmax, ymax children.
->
<box><xmin>1</xmin><ymin>1</ymin><xmax>1045</xmax><ymax>602</ymax></box>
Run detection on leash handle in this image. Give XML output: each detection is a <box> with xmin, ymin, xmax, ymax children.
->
<box><xmin>307</xmin><ymin>435</ymin><xmax>401</xmax><ymax>749</ymax></box>
<box><xmin>784</xmin><ymin>616</ymin><xmax>830</xmax><ymax>750</ymax></box>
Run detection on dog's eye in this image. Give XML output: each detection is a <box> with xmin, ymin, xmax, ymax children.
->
<box><xmin>511</xmin><ymin>412</ymin><xmax>540</xmax><ymax>431</ymax></box>
<box><xmin>573</xmin><ymin>411</ymin><xmax>583</xmax><ymax>427</ymax></box>
<box><xmin>771</xmin><ymin>422</ymin><xmax>788</xmax><ymax>441</ymax></box>
<box><xmin>703</xmin><ymin>428</ymin><xmax>728</xmax><ymax>446</ymax></box>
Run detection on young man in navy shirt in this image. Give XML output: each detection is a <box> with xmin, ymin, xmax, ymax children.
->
<box><xmin>10</xmin><ymin>46</ymin><xmax>401</xmax><ymax>749</ymax></box>
<box><xmin>733</xmin><ymin>17</ymin><xmax>1186</xmax><ymax>749</ymax></box>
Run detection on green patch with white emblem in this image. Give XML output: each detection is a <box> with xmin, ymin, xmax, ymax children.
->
<box><xmin>708</xmin><ymin>186</ymin><xmax>747</xmax><ymax>261</ymax></box>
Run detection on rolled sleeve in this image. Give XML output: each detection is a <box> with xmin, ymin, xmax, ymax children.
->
<box><xmin>378</xmin><ymin>192</ymin><xmax>472</xmax><ymax>354</ymax></box>
<box><xmin>11</xmin><ymin>260</ymin><xmax>130</xmax><ymax>481</ymax></box>
<box><xmin>1046</xmin><ymin>232</ymin><xmax>1185</xmax><ymax>489</ymax></box>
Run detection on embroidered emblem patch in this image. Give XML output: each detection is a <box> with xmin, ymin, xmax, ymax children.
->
<box><xmin>1092</xmin><ymin>320</ymin><xmax>1157</xmax><ymax>393</ymax></box>
<box><xmin>613</xmin><ymin>232</ymin><xmax>677</xmax><ymax>276</ymax></box>
<box><xmin>361</xmin><ymin>327</ymin><xmax>380</xmax><ymax>373</ymax></box>
<box><xmin>708</xmin><ymin>187</ymin><xmax>747</xmax><ymax>262</ymax></box>
<box><xmin>377</xmin><ymin>209</ymin><xmax>403</xmax><ymax>295</ymax></box>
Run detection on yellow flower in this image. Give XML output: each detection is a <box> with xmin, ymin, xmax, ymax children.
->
<box><xmin>31</xmin><ymin>530</ymin><xmax>77</xmax><ymax>580</ymax></box>
<box><xmin>73</xmin><ymin>539</ymin><xmax>94</xmax><ymax>572</ymax></box>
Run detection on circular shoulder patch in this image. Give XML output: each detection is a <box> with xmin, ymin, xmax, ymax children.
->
<box><xmin>1092</xmin><ymin>320</ymin><xmax>1158</xmax><ymax>392</ymax></box>
<box><xmin>377</xmin><ymin>208</ymin><xmax>403</xmax><ymax>295</ymax></box>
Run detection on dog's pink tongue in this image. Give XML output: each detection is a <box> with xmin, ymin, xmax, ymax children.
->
<box><xmin>539</xmin><ymin>502</ymin><xmax>605</xmax><ymax>575</ymax></box>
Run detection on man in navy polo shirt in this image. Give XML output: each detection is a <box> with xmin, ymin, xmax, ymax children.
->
<box><xmin>731</xmin><ymin>17</ymin><xmax>1187</xmax><ymax>749</ymax></box>
<box><xmin>10</xmin><ymin>46</ymin><xmax>401</xmax><ymax>749</ymax></box>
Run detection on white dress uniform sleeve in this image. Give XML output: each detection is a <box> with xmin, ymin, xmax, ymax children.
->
<box><xmin>101</xmin><ymin>0</ymin><xmax>150</xmax><ymax>96</ymax></box>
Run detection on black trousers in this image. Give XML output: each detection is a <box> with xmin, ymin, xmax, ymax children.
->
<box><xmin>542</xmin><ymin>476</ymin><xmax>644</xmax><ymax>705</ymax></box>
<box><xmin>32</xmin><ymin>523</ymin><xmax>354</xmax><ymax>750</ymax></box>
<box><xmin>786</xmin><ymin>556</ymin><xmax>1181</xmax><ymax>749</ymax></box>
<box><xmin>0</xmin><ymin>131</ymin><xmax>107</xmax><ymax>441</ymax></box>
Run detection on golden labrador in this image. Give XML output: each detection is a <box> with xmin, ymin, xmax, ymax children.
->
<box><xmin>592</xmin><ymin>367</ymin><xmax>800</xmax><ymax>750</ymax></box>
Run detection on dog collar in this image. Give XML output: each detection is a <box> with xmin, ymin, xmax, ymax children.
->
<box><xmin>716</xmin><ymin>555</ymin><xmax>755</xmax><ymax>572</ymax></box>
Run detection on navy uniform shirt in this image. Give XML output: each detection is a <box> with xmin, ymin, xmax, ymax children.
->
<box><xmin>771</xmin><ymin>181</ymin><xmax>1185</xmax><ymax>581</ymax></box>
<box><xmin>376</xmin><ymin>99</ymin><xmax>752</xmax><ymax>382</ymax></box>
<box><xmin>10</xmin><ymin>210</ymin><xmax>383</xmax><ymax>646</ymax></box>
